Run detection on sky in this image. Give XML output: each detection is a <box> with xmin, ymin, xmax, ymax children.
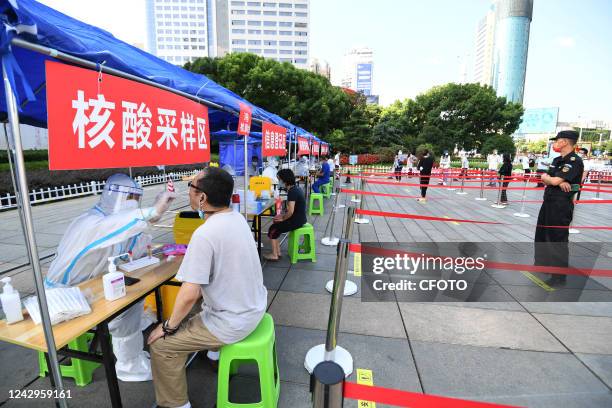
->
<box><xmin>40</xmin><ymin>0</ymin><xmax>612</xmax><ymax>123</ymax></box>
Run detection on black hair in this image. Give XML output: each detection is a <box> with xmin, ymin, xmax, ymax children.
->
<box><xmin>196</xmin><ymin>167</ymin><xmax>234</xmax><ymax>208</ymax></box>
<box><xmin>277</xmin><ymin>168</ymin><xmax>296</xmax><ymax>186</ymax></box>
<box><xmin>579</xmin><ymin>147</ymin><xmax>588</xmax><ymax>154</ymax></box>
<box><xmin>503</xmin><ymin>153</ymin><xmax>512</xmax><ymax>164</ymax></box>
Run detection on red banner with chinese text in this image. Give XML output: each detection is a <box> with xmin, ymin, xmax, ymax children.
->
<box><xmin>45</xmin><ymin>61</ymin><xmax>210</xmax><ymax>170</ymax></box>
<box><xmin>261</xmin><ymin>122</ymin><xmax>287</xmax><ymax>157</ymax></box>
<box><xmin>297</xmin><ymin>136</ymin><xmax>310</xmax><ymax>155</ymax></box>
<box><xmin>237</xmin><ymin>102</ymin><xmax>252</xmax><ymax>136</ymax></box>
<box><xmin>321</xmin><ymin>143</ymin><xmax>329</xmax><ymax>156</ymax></box>
<box><xmin>311</xmin><ymin>141</ymin><xmax>320</xmax><ymax>156</ymax></box>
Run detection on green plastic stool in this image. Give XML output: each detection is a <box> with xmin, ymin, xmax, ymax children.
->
<box><xmin>308</xmin><ymin>193</ymin><xmax>324</xmax><ymax>216</ymax></box>
<box><xmin>321</xmin><ymin>182</ymin><xmax>333</xmax><ymax>199</ymax></box>
<box><xmin>38</xmin><ymin>333</ymin><xmax>100</xmax><ymax>387</ymax></box>
<box><xmin>287</xmin><ymin>223</ymin><xmax>316</xmax><ymax>264</ymax></box>
<box><xmin>217</xmin><ymin>313</ymin><xmax>280</xmax><ymax>408</ymax></box>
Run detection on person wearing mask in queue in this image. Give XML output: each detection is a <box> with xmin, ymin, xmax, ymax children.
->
<box><xmin>536</xmin><ymin>151</ymin><xmax>551</xmax><ymax>187</ymax></box>
<box><xmin>438</xmin><ymin>151</ymin><xmax>451</xmax><ymax>185</ymax></box>
<box><xmin>487</xmin><ymin>150</ymin><xmax>501</xmax><ymax>186</ymax></box>
<box><xmin>264</xmin><ymin>169</ymin><xmax>307</xmax><ymax>261</ymax></box>
<box><xmin>498</xmin><ymin>153</ymin><xmax>513</xmax><ymax>205</ymax></box>
<box><xmin>393</xmin><ymin>154</ymin><xmax>403</xmax><ymax>181</ymax></box>
<box><xmin>417</xmin><ymin>149</ymin><xmax>434</xmax><ymax>202</ymax></box>
<box><xmin>521</xmin><ymin>153</ymin><xmax>531</xmax><ymax>174</ymax></box>
<box><xmin>312</xmin><ymin>155</ymin><xmax>330</xmax><ymax>193</ymax></box>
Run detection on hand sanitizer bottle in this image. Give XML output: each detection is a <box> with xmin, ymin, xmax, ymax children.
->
<box><xmin>1</xmin><ymin>277</ymin><xmax>24</xmax><ymax>324</ymax></box>
<box><xmin>103</xmin><ymin>257</ymin><xmax>126</xmax><ymax>301</ymax></box>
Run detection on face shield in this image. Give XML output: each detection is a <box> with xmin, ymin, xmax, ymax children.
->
<box><xmin>98</xmin><ymin>174</ymin><xmax>143</xmax><ymax>215</ymax></box>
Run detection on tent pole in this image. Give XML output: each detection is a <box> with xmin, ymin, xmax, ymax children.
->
<box><xmin>243</xmin><ymin>135</ymin><xmax>248</xmax><ymax>219</ymax></box>
<box><xmin>2</xmin><ymin>65</ymin><xmax>68</xmax><ymax>408</ymax></box>
<box><xmin>2</xmin><ymin>123</ymin><xmax>31</xmax><ymax>262</ymax></box>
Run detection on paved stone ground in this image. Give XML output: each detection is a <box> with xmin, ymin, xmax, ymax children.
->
<box><xmin>1</xmin><ymin>174</ymin><xmax>611</xmax><ymax>407</ymax></box>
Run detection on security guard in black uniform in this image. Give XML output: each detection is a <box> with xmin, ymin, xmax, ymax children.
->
<box><xmin>534</xmin><ymin>130</ymin><xmax>583</xmax><ymax>284</ymax></box>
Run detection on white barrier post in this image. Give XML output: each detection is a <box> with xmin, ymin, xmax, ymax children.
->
<box><xmin>307</xmin><ymin>207</ymin><xmax>356</xmax><ymax>375</ymax></box>
<box><xmin>513</xmin><ymin>175</ymin><xmax>530</xmax><ymax>217</ymax></box>
<box><xmin>475</xmin><ymin>169</ymin><xmax>487</xmax><ymax>201</ymax></box>
<box><xmin>491</xmin><ymin>175</ymin><xmax>506</xmax><ymax>208</ymax></box>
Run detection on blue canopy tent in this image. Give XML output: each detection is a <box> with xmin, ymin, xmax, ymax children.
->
<box><xmin>0</xmin><ymin>1</ymin><xmax>319</xmax><ymax>404</ymax></box>
<box><xmin>212</xmin><ymin>130</ymin><xmax>263</xmax><ymax>176</ymax></box>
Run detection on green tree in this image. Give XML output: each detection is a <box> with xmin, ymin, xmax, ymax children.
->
<box><xmin>185</xmin><ymin>53</ymin><xmax>353</xmax><ymax>137</ymax></box>
<box><xmin>375</xmin><ymin>83</ymin><xmax>524</xmax><ymax>154</ymax></box>
<box><xmin>480</xmin><ymin>134</ymin><xmax>516</xmax><ymax>155</ymax></box>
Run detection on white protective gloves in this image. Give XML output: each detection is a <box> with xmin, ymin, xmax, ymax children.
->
<box><xmin>148</xmin><ymin>191</ymin><xmax>177</xmax><ymax>223</ymax></box>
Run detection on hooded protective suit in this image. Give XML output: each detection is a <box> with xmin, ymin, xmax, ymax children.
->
<box><xmin>45</xmin><ymin>174</ymin><xmax>174</xmax><ymax>381</ymax></box>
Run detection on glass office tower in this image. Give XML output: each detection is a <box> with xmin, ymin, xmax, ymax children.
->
<box><xmin>492</xmin><ymin>0</ymin><xmax>533</xmax><ymax>104</ymax></box>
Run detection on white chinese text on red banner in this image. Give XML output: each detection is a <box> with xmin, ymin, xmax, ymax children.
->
<box><xmin>321</xmin><ymin>143</ymin><xmax>329</xmax><ymax>156</ymax></box>
<box><xmin>262</xmin><ymin>122</ymin><xmax>287</xmax><ymax>157</ymax></box>
<box><xmin>46</xmin><ymin>60</ymin><xmax>210</xmax><ymax>170</ymax></box>
<box><xmin>311</xmin><ymin>140</ymin><xmax>320</xmax><ymax>156</ymax></box>
<box><xmin>237</xmin><ymin>102</ymin><xmax>252</xmax><ymax>136</ymax></box>
<box><xmin>297</xmin><ymin>136</ymin><xmax>309</xmax><ymax>155</ymax></box>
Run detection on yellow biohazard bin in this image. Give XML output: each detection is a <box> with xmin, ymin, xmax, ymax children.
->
<box><xmin>144</xmin><ymin>211</ymin><xmax>204</xmax><ymax>320</ymax></box>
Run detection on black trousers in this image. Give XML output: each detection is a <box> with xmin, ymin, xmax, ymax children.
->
<box><xmin>500</xmin><ymin>181</ymin><xmax>509</xmax><ymax>202</ymax></box>
<box><xmin>420</xmin><ymin>175</ymin><xmax>431</xmax><ymax>197</ymax></box>
<box><xmin>395</xmin><ymin>166</ymin><xmax>403</xmax><ymax>181</ymax></box>
<box><xmin>534</xmin><ymin>197</ymin><xmax>573</xmax><ymax>267</ymax></box>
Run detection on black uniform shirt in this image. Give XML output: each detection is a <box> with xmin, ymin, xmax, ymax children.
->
<box><xmin>544</xmin><ymin>152</ymin><xmax>584</xmax><ymax>199</ymax></box>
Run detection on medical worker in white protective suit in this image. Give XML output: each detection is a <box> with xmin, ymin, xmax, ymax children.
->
<box><xmin>44</xmin><ymin>174</ymin><xmax>176</xmax><ymax>382</ymax></box>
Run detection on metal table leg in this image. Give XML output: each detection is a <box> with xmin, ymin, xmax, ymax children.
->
<box><xmin>44</xmin><ymin>353</ymin><xmax>61</xmax><ymax>408</ymax></box>
<box><xmin>98</xmin><ymin>322</ymin><xmax>122</xmax><ymax>408</ymax></box>
<box><xmin>154</xmin><ymin>287</ymin><xmax>163</xmax><ymax>323</ymax></box>
<box><xmin>256</xmin><ymin>214</ymin><xmax>262</xmax><ymax>258</ymax></box>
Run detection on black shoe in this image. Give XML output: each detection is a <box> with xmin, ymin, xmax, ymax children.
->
<box><xmin>545</xmin><ymin>275</ymin><xmax>567</xmax><ymax>287</ymax></box>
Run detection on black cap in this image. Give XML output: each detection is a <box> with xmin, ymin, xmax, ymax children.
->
<box><xmin>550</xmin><ymin>130</ymin><xmax>579</xmax><ymax>141</ymax></box>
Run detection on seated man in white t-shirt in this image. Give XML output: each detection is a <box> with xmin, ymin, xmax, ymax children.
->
<box><xmin>148</xmin><ymin>167</ymin><xmax>267</xmax><ymax>408</ymax></box>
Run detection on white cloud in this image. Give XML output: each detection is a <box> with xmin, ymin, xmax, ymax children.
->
<box><xmin>557</xmin><ymin>36</ymin><xmax>576</xmax><ymax>48</ymax></box>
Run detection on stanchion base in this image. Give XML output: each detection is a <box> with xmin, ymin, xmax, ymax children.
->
<box><xmin>513</xmin><ymin>212</ymin><xmax>530</xmax><ymax>218</ymax></box>
<box><xmin>304</xmin><ymin>344</ymin><xmax>353</xmax><ymax>377</ymax></box>
<box><xmin>491</xmin><ymin>204</ymin><xmax>507</xmax><ymax>209</ymax></box>
<box><xmin>325</xmin><ymin>279</ymin><xmax>358</xmax><ymax>296</ymax></box>
<box><xmin>456</xmin><ymin>192</ymin><xmax>468</xmax><ymax>195</ymax></box>
<box><xmin>337</xmin><ymin>204</ymin><xmax>346</xmax><ymax>209</ymax></box>
<box><xmin>350</xmin><ymin>198</ymin><xmax>361</xmax><ymax>203</ymax></box>
<box><xmin>354</xmin><ymin>218</ymin><xmax>370</xmax><ymax>224</ymax></box>
<box><xmin>569</xmin><ymin>228</ymin><xmax>580</xmax><ymax>234</ymax></box>
<box><xmin>475</xmin><ymin>197</ymin><xmax>487</xmax><ymax>201</ymax></box>
<box><xmin>321</xmin><ymin>237</ymin><xmax>340</xmax><ymax>246</ymax></box>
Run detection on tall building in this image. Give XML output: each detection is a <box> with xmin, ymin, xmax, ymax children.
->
<box><xmin>309</xmin><ymin>58</ymin><xmax>330</xmax><ymax>80</ymax></box>
<box><xmin>145</xmin><ymin>0</ymin><xmax>210</xmax><ymax>66</ymax></box>
<box><xmin>146</xmin><ymin>0</ymin><xmax>310</xmax><ymax>69</ymax></box>
<box><xmin>471</xmin><ymin>0</ymin><xmax>533</xmax><ymax>104</ymax></box>
<box><xmin>491</xmin><ymin>0</ymin><xmax>533</xmax><ymax>104</ymax></box>
<box><xmin>340</xmin><ymin>47</ymin><xmax>374</xmax><ymax>96</ymax></box>
<box><xmin>472</xmin><ymin>5</ymin><xmax>496</xmax><ymax>86</ymax></box>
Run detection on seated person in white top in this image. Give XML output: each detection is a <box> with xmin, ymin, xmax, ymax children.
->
<box><xmin>148</xmin><ymin>167</ymin><xmax>267</xmax><ymax>408</ymax></box>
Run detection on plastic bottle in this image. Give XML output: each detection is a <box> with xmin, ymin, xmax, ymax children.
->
<box><xmin>103</xmin><ymin>257</ymin><xmax>126</xmax><ymax>301</ymax></box>
<box><xmin>1</xmin><ymin>277</ymin><xmax>24</xmax><ymax>324</ymax></box>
